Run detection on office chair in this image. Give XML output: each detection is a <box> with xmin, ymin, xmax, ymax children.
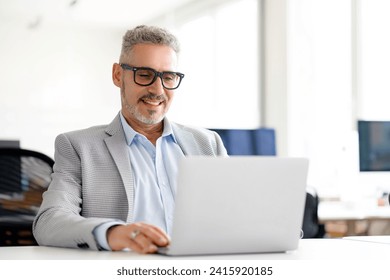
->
<box><xmin>211</xmin><ymin>128</ymin><xmax>277</xmax><ymax>156</ymax></box>
<box><xmin>301</xmin><ymin>189</ymin><xmax>325</xmax><ymax>238</ymax></box>
<box><xmin>0</xmin><ymin>148</ymin><xmax>54</xmax><ymax>246</ymax></box>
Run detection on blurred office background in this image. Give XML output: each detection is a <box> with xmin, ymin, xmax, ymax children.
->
<box><xmin>1</xmin><ymin>0</ymin><xmax>390</xmax><ymax>206</ymax></box>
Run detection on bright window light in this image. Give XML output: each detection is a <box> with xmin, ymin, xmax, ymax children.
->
<box><xmin>167</xmin><ymin>0</ymin><xmax>259</xmax><ymax>129</ymax></box>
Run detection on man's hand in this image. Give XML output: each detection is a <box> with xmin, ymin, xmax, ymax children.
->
<box><xmin>107</xmin><ymin>222</ymin><xmax>170</xmax><ymax>254</ymax></box>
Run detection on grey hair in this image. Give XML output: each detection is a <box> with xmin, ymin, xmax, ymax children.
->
<box><xmin>119</xmin><ymin>25</ymin><xmax>180</xmax><ymax>62</ymax></box>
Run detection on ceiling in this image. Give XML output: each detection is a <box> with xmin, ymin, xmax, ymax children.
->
<box><xmin>0</xmin><ymin>0</ymin><xmax>195</xmax><ymax>30</ymax></box>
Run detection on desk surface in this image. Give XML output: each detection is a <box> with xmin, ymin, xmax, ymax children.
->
<box><xmin>0</xmin><ymin>238</ymin><xmax>389</xmax><ymax>260</ymax></box>
<box><xmin>343</xmin><ymin>235</ymin><xmax>390</xmax><ymax>244</ymax></box>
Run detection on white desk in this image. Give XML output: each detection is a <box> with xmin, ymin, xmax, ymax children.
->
<box><xmin>0</xmin><ymin>238</ymin><xmax>389</xmax><ymax>260</ymax></box>
<box><xmin>1</xmin><ymin>239</ymin><xmax>389</xmax><ymax>280</ymax></box>
<box><xmin>318</xmin><ymin>200</ymin><xmax>390</xmax><ymax>235</ymax></box>
<box><xmin>343</xmin><ymin>235</ymin><xmax>390</xmax><ymax>244</ymax></box>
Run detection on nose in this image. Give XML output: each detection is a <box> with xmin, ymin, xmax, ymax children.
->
<box><xmin>148</xmin><ymin>76</ymin><xmax>165</xmax><ymax>94</ymax></box>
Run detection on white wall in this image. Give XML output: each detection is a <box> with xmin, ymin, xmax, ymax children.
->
<box><xmin>0</xmin><ymin>22</ymin><xmax>123</xmax><ymax>158</ymax></box>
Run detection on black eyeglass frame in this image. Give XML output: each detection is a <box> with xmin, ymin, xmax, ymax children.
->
<box><xmin>120</xmin><ymin>63</ymin><xmax>185</xmax><ymax>90</ymax></box>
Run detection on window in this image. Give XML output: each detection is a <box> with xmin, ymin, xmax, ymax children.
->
<box><xmin>159</xmin><ymin>0</ymin><xmax>260</xmax><ymax>129</ymax></box>
<box><xmin>287</xmin><ymin>0</ymin><xmax>354</xmax><ymax>191</ymax></box>
<box><xmin>357</xmin><ymin>0</ymin><xmax>390</xmax><ymax>120</ymax></box>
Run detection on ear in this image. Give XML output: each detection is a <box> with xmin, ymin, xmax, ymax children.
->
<box><xmin>112</xmin><ymin>63</ymin><xmax>122</xmax><ymax>88</ymax></box>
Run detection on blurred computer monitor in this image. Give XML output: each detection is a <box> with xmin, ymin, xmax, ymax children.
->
<box><xmin>0</xmin><ymin>140</ymin><xmax>21</xmax><ymax>194</ymax></box>
<box><xmin>0</xmin><ymin>140</ymin><xmax>20</xmax><ymax>148</ymax></box>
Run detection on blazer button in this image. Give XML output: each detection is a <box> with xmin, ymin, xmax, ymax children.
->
<box><xmin>77</xmin><ymin>242</ymin><xmax>90</xmax><ymax>249</ymax></box>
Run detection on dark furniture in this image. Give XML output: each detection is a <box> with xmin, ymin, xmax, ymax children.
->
<box><xmin>301</xmin><ymin>190</ymin><xmax>325</xmax><ymax>238</ymax></box>
<box><xmin>0</xmin><ymin>148</ymin><xmax>54</xmax><ymax>246</ymax></box>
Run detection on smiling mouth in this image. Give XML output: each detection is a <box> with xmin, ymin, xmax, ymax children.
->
<box><xmin>140</xmin><ymin>93</ymin><xmax>166</xmax><ymax>106</ymax></box>
<box><xmin>142</xmin><ymin>99</ymin><xmax>163</xmax><ymax>106</ymax></box>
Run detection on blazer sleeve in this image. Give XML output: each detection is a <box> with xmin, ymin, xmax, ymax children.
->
<box><xmin>33</xmin><ymin>133</ymin><xmax>122</xmax><ymax>250</ymax></box>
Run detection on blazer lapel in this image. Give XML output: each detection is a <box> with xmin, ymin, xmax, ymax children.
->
<box><xmin>172</xmin><ymin>123</ymin><xmax>202</xmax><ymax>155</ymax></box>
<box><xmin>104</xmin><ymin>114</ymin><xmax>134</xmax><ymax>222</ymax></box>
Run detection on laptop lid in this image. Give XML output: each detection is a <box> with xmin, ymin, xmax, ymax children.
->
<box><xmin>159</xmin><ymin>156</ymin><xmax>309</xmax><ymax>256</ymax></box>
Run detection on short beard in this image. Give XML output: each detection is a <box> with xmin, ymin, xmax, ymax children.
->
<box><xmin>121</xmin><ymin>85</ymin><xmax>165</xmax><ymax>125</ymax></box>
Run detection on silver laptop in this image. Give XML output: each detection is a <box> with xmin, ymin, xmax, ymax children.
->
<box><xmin>158</xmin><ymin>156</ymin><xmax>309</xmax><ymax>256</ymax></box>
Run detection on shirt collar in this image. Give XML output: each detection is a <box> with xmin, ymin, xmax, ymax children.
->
<box><xmin>119</xmin><ymin>112</ymin><xmax>177</xmax><ymax>145</ymax></box>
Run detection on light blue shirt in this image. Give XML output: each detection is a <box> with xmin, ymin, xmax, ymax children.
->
<box><xmin>94</xmin><ymin>113</ymin><xmax>184</xmax><ymax>250</ymax></box>
<box><xmin>119</xmin><ymin>113</ymin><xmax>185</xmax><ymax>235</ymax></box>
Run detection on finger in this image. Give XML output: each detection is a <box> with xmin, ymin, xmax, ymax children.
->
<box><xmin>130</xmin><ymin>232</ymin><xmax>158</xmax><ymax>253</ymax></box>
<box><xmin>111</xmin><ymin>229</ymin><xmax>155</xmax><ymax>253</ymax></box>
<box><xmin>107</xmin><ymin>224</ymin><xmax>153</xmax><ymax>252</ymax></box>
<box><xmin>126</xmin><ymin>223</ymin><xmax>165</xmax><ymax>252</ymax></box>
<box><xmin>148</xmin><ymin>224</ymin><xmax>171</xmax><ymax>241</ymax></box>
<box><xmin>108</xmin><ymin>223</ymin><xmax>169</xmax><ymax>253</ymax></box>
<box><xmin>135</xmin><ymin>223</ymin><xmax>170</xmax><ymax>246</ymax></box>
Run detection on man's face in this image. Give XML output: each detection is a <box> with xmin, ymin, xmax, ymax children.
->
<box><xmin>113</xmin><ymin>44</ymin><xmax>178</xmax><ymax>126</ymax></box>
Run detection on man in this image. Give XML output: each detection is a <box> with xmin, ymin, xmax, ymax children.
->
<box><xmin>33</xmin><ymin>25</ymin><xmax>227</xmax><ymax>253</ymax></box>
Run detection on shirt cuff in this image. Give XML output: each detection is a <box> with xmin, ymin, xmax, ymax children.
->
<box><xmin>93</xmin><ymin>221</ymin><xmax>125</xmax><ymax>251</ymax></box>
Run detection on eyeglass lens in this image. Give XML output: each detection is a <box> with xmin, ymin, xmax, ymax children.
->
<box><xmin>135</xmin><ymin>68</ymin><xmax>181</xmax><ymax>89</ymax></box>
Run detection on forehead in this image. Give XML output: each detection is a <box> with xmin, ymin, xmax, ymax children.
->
<box><xmin>128</xmin><ymin>44</ymin><xmax>178</xmax><ymax>70</ymax></box>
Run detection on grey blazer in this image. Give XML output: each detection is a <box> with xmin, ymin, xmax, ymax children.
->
<box><xmin>33</xmin><ymin>113</ymin><xmax>227</xmax><ymax>250</ymax></box>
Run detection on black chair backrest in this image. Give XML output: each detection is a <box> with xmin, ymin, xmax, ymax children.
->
<box><xmin>0</xmin><ymin>148</ymin><xmax>54</xmax><ymax>246</ymax></box>
<box><xmin>301</xmin><ymin>191</ymin><xmax>325</xmax><ymax>238</ymax></box>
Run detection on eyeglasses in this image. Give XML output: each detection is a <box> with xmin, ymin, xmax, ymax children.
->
<box><xmin>120</xmin><ymin>63</ymin><xmax>185</xmax><ymax>90</ymax></box>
